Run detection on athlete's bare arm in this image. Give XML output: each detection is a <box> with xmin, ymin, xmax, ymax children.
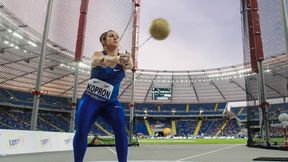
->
<box><xmin>91</xmin><ymin>51</ymin><xmax>120</xmax><ymax>68</ymax></box>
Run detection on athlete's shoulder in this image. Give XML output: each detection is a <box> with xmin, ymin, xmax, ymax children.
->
<box><xmin>91</xmin><ymin>51</ymin><xmax>106</xmax><ymax>68</ymax></box>
<box><xmin>92</xmin><ymin>51</ymin><xmax>104</xmax><ymax>57</ymax></box>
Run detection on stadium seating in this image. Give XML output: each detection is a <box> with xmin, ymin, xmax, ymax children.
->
<box><xmin>1</xmin><ymin>87</ymin><xmax>287</xmax><ymax>138</ymax></box>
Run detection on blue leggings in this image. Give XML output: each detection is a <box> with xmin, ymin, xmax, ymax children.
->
<box><xmin>73</xmin><ymin>95</ymin><xmax>128</xmax><ymax>162</ymax></box>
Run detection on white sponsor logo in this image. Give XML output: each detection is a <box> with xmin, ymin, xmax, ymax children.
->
<box><xmin>64</xmin><ymin>138</ymin><xmax>72</xmax><ymax>144</ymax></box>
<box><xmin>40</xmin><ymin>138</ymin><xmax>49</xmax><ymax>145</ymax></box>
<box><xmin>8</xmin><ymin>137</ymin><xmax>23</xmax><ymax>147</ymax></box>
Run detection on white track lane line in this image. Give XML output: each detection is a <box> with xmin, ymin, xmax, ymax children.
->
<box><xmin>176</xmin><ymin>144</ymin><xmax>243</xmax><ymax>161</ymax></box>
<box><xmin>106</xmin><ymin>147</ymin><xmax>117</xmax><ymax>156</ymax></box>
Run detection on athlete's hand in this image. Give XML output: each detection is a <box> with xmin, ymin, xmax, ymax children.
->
<box><xmin>119</xmin><ymin>53</ymin><xmax>130</xmax><ymax>65</ymax></box>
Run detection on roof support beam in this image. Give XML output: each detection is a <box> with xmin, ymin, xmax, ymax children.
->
<box><xmin>270</xmin><ymin>70</ymin><xmax>288</xmax><ymax>79</ymax></box>
<box><xmin>144</xmin><ymin>72</ymin><xmax>158</xmax><ymax>102</ymax></box>
<box><xmin>118</xmin><ymin>72</ymin><xmax>143</xmax><ymax>99</ymax></box>
<box><xmin>40</xmin><ymin>72</ymin><xmax>74</xmax><ymax>87</ymax></box>
<box><xmin>0</xmin><ymin>52</ymin><xmax>58</xmax><ymax>66</ymax></box>
<box><xmin>0</xmin><ymin>60</ymin><xmax>73</xmax><ymax>84</ymax></box>
<box><xmin>210</xmin><ymin>81</ymin><xmax>227</xmax><ymax>101</ymax></box>
<box><xmin>60</xmin><ymin>78</ymin><xmax>89</xmax><ymax>95</ymax></box>
<box><xmin>229</xmin><ymin>79</ymin><xmax>255</xmax><ymax>100</ymax></box>
<box><xmin>187</xmin><ymin>72</ymin><xmax>199</xmax><ymax>102</ymax></box>
<box><xmin>265</xmin><ymin>83</ymin><xmax>285</xmax><ymax>98</ymax></box>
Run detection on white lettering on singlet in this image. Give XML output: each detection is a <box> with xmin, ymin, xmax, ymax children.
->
<box><xmin>86</xmin><ymin>78</ymin><xmax>114</xmax><ymax>99</ymax></box>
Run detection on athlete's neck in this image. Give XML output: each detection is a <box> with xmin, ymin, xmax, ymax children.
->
<box><xmin>105</xmin><ymin>46</ymin><xmax>118</xmax><ymax>56</ymax></box>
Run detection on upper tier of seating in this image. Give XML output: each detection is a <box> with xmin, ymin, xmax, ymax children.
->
<box><xmin>0</xmin><ymin>87</ymin><xmax>71</xmax><ymax>110</ymax></box>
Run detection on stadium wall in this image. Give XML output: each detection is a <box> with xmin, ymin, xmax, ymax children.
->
<box><xmin>0</xmin><ymin>129</ymin><xmax>74</xmax><ymax>155</ymax></box>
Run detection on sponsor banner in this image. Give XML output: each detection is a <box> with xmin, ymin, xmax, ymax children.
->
<box><xmin>0</xmin><ymin>129</ymin><xmax>74</xmax><ymax>155</ymax></box>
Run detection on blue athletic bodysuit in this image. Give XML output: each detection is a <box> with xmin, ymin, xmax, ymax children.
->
<box><xmin>73</xmin><ymin>51</ymin><xmax>128</xmax><ymax>162</ymax></box>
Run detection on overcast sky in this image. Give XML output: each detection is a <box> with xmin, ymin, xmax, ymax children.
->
<box><xmin>137</xmin><ymin>0</ymin><xmax>243</xmax><ymax>71</ymax></box>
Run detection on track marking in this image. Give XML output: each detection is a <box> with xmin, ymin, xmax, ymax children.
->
<box><xmin>106</xmin><ymin>147</ymin><xmax>117</xmax><ymax>156</ymax></box>
<box><xmin>86</xmin><ymin>161</ymin><xmax>197</xmax><ymax>162</ymax></box>
<box><xmin>176</xmin><ymin>144</ymin><xmax>242</xmax><ymax>161</ymax></box>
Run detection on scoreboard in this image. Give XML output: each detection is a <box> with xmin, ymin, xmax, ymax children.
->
<box><xmin>152</xmin><ymin>88</ymin><xmax>171</xmax><ymax>100</ymax></box>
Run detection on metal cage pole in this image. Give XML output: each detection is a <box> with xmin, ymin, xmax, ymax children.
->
<box><xmin>257</xmin><ymin>60</ymin><xmax>270</xmax><ymax>146</ymax></box>
<box><xmin>129</xmin><ymin>0</ymin><xmax>141</xmax><ymax>145</ymax></box>
<box><xmin>70</xmin><ymin>62</ymin><xmax>80</xmax><ymax>132</ymax></box>
<box><xmin>244</xmin><ymin>0</ymin><xmax>270</xmax><ymax>147</ymax></box>
<box><xmin>241</xmin><ymin>0</ymin><xmax>254</xmax><ymax>146</ymax></box>
<box><xmin>70</xmin><ymin>0</ymin><xmax>89</xmax><ymax>132</ymax></box>
<box><xmin>30</xmin><ymin>0</ymin><xmax>54</xmax><ymax>130</ymax></box>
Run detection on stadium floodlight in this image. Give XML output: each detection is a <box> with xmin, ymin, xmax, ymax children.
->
<box><xmin>13</xmin><ymin>32</ymin><xmax>23</xmax><ymax>39</ymax></box>
<box><xmin>28</xmin><ymin>40</ymin><xmax>37</xmax><ymax>47</ymax></box>
<box><xmin>199</xmin><ymin>110</ymin><xmax>203</xmax><ymax>114</ymax></box>
<box><xmin>79</xmin><ymin>62</ymin><xmax>90</xmax><ymax>68</ymax></box>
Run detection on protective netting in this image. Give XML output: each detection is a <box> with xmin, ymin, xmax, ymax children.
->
<box><xmin>241</xmin><ymin>0</ymin><xmax>288</xmax><ymax>148</ymax></box>
<box><xmin>0</xmin><ymin>0</ymin><xmax>133</xmax><ymax>57</ymax></box>
<box><xmin>242</xmin><ymin>0</ymin><xmax>287</xmax><ymax>62</ymax></box>
<box><xmin>0</xmin><ymin>0</ymin><xmax>134</xmax><ymax>95</ymax></box>
<box><xmin>0</xmin><ymin>0</ymin><xmax>135</xmax><ymax>136</ymax></box>
<box><xmin>258</xmin><ymin>0</ymin><xmax>287</xmax><ymax>57</ymax></box>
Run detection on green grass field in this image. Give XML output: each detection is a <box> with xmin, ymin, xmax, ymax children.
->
<box><xmin>138</xmin><ymin>138</ymin><xmax>247</xmax><ymax>144</ymax></box>
<box><xmin>88</xmin><ymin>136</ymin><xmax>247</xmax><ymax>145</ymax></box>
